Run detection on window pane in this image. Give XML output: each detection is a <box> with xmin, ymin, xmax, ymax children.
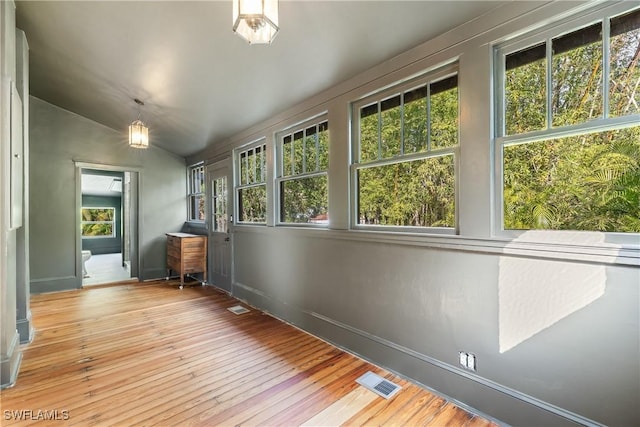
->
<box><xmin>381</xmin><ymin>95</ymin><xmax>402</xmax><ymax>158</ymax></box>
<box><xmin>360</xmin><ymin>104</ymin><xmax>379</xmax><ymax>162</ymax></box>
<box><xmin>82</xmin><ymin>223</ymin><xmax>114</xmax><ymax>237</ymax></box>
<box><xmin>255</xmin><ymin>146</ymin><xmax>263</xmax><ymax>182</ymax></box>
<box><xmin>238</xmin><ymin>185</ymin><xmax>267</xmax><ymax>223</ymax></box>
<box><xmin>403</xmin><ymin>86</ymin><xmax>427</xmax><ymax>153</ymax></box>
<box><xmin>190</xmin><ymin>195</ymin><xmax>205</xmax><ymax>221</ymax></box>
<box><xmin>212</xmin><ymin>177</ymin><xmax>227</xmax><ymax>232</ymax></box>
<box><xmin>247</xmin><ymin>149</ymin><xmax>256</xmax><ymax>183</ymax></box>
<box><xmin>552</xmin><ymin>23</ymin><xmax>604</xmax><ymax>127</ymax></box>
<box><xmin>196</xmin><ymin>166</ymin><xmax>205</xmax><ymax>193</ymax></box>
<box><xmin>240</xmin><ymin>152</ymin><xmax>248</xmax><ymax>185</ymax></box>
<box><xmin>282</xmin><ymin>135</ymin><xmax>292</xmax><ymax>177</ymax></box>
<box><xmin>318</xmin><ymin>121</ymin><xmax>329</xmax><ymax>171</ymax></box>
<box><xmin>505</xmin><ymin>43</ymin><xmax>547</xmax><ymax>135</ymax></box>
<box><xmin>82</xmin><ymin>208</ymin><xmax>114</xmax><ymax>221</ymax></box>
<box><xmin>293</xmin><ymin>131</ymin><xmax>304</xmax><ymax>175</ymax></box>
<box><xmin>503</xmin><ymin>126</ymin><xmax>640</xmax><ymax>232</ymax></box>
<box><xmin>430</xmin><ymin>76</ymin><xmax>458</xmax><ymax>149</ymax></box>
<box><xmin>358</xmin><ymin>155</ymin><xmax>455</xmax><ymax>227</ymax></box>
<box><xmin>304</xmin><ymin>126</ymin><xmax>318</xmax><ymax>173</ymax></box>
<box><xmin>610</xmin><ymin>9</ymin><xmax>640</xmax><ymax>117</ymax></box>
<box><xmin>280</xmin><ymin>175</ymin><xmax>328</xmax><ymax>224</ymax></box>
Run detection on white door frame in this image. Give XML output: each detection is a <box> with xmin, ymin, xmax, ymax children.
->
<box><xmin>75</xmin><ymin>161</ymin><xmax>142</xmax><ymax>288</ymax></box>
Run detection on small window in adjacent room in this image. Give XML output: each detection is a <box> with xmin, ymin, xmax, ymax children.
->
<box><xmin>352</xmin><ymin>66</ymin><xmax>459</xmax><ymax>232</ymax></box>
<box><xmin>496</xmin><ymin>6</ymin><xmax>640</xmax><ymax>234</ymax></box>
<box><xmin>277</xmin><ymin>117</ymin><xmax>329</xmax><ymax>225</ymax></box>
<box><xmin>235</xmin><ymin>141</ymin><xmax>267</xmax><ymax>224</ymax></box>
<box><xmin>187</xmin><ymin>163</ymin><xmax>205</xmax><ymax>222</ymax></box>
<box><xmin>81</xmin><ymin>207</ymin><xmax>115</xmax><ymax>238</ymax></box>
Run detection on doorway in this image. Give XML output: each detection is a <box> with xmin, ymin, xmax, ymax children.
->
<box><xmin>77</xmin><ymin>164</ymin><xmax>140</xmax><ymax>287</ymax></box>
<box><xmin>207</xmin><ymin>160</ymin><xmax>232</xmax><ymax>292</ymax></box>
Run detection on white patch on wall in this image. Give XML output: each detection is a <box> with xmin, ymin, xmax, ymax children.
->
<box><xmin>498</xmin><ymin>253</ymin><xmax>606</xmax><ymax>353</ymax></box>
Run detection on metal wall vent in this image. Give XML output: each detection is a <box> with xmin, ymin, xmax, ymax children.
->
<box><xmin>356</xmin><ymin>371</ymin><xmax>401</xmax><ymax>399</ymax></box>
<box><xmin>227</xmin><ymin>305</ymin><xmax>250</xmax><ymax>315</ymax></box>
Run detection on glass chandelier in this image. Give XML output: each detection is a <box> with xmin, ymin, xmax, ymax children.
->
<box><xmin>233</xmin><ymin>0</ymin><xmax>279</xmax><ymax>44</ymax></box>
<box><xmin>129</xmin><ymin>99</ymin><xmax>149</xmax><ymax>149</ymax></box>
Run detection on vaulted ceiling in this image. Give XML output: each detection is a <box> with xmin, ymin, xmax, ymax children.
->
<box><xmin>16</xmin><ymin>1</ymin><xmax>505</xmax><ymax>158</ymax></box>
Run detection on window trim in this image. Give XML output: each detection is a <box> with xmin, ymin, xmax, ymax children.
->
<box><xmin>493</xmin><ymin>3</ymin><xmax>640</xmax><ymax>244</ymax></box>
<box><xmin>350</xmin><ymin>65</ymin><xmax>460</xmax><ymax>234</ymax></box>
<box><xmin>275</xmin><ymin>115</ymin><xmax>329</xmax><ymax>227</ymax></box>
<box><xmin>234</xmin><ymin>138</ymin><xmax>268</xmax><ymax>225</ymax></box>
<box><xmin>81</xmin><ymin>207</ymin><xmax>116</xmax><ymax>239</ymax></box>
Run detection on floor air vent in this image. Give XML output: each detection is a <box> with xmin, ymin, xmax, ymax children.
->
<box><xmin>356</xmin><ymin>371</ymin><xmax>401</xmax><ymax>399</ymax></box>
<box><xmin>227</xmin><ymin>305</ymin><xmax>250</xmax><ymax>315</ymax></box>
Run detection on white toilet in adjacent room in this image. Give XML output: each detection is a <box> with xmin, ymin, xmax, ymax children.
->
<box><xmin>82</xmin><ymin>250</ymin><xmax>92</xmax><ymax>277</ymax></box>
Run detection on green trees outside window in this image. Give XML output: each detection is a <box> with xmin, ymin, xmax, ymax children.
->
<box><xmin>237</xmin><ymin>143</ymin><xmax>267</xmax><ymax>223</ymax></box>
<box><xmin>501</xmin><ymin>8</ymin><xmax>640</xmax><ymax>232</ymax></box>
<box><xmin>228</xmin><ymin>7</ymin><xmax>639</xmax><ymax>236</ymax></box>
<box><xmin>81</xmin><ymin>208</ymin><xmax>115</xmax><ymax>238</ymax></box>
<box><xmin>355</xmin><ymin>72</ymin><xmax>458</xmax><ymax>229</ymax></box>
<box><xmin>187</xmin><ymin>163</ymin><xmax>205</xmax><ymax>221</ymax></box>
<box><xmin>278</xmin><ymin>120</ymin><xmax>329</xmax><ymax>224</ymax></box>
<box><xmin>212</xmin><ymin>176</ymin><xmax>228</xmax><ymax>232</ymax></box>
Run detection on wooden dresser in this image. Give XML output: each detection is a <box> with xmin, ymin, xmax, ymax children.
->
<box><xmin>166</xmin><ymin>233</ymin><xmax>207</xmax><ymax>289</ymax></box>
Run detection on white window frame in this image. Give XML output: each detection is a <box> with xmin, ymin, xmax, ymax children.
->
<box><xmin>275</xmin><ymin>114</ymin><xmax>329</xmax><ymax>227</ymax></box>
<box><xmin>187</xmin><ymin>162</ymin><xmax>205</xmax><ymax>222</ymax></box>
<box><xmin>234</xmin><ymin>138</ymin><xmax>268</xmax><ymax>225</ymax></box>
<box><xmin>350</xmin><ymin>64</ymin><xmax>460</xmax><ymax>234</ymax></box>
<box><xmin>493</xmin><ymin>3</ymin><xmax>640</xmax><ymax>245</ymax></box>
<box><xmin>81</xmin><ymin>207</ymin><xmax>116</xmax><ymax>239</ymax></box>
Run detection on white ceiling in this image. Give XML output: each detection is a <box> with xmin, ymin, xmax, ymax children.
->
<box><xmin>81</xmin><ymin>174</ymin><xmax>123</xmax><ymax>197</ymax></box>
<box><xmin>16</xmin><ymin>0</ymin><xmax>506</xmax><ymax>158</ymax></box>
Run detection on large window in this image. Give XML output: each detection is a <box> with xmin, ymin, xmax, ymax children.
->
<box><xmin>496</xmin><ymin>6</ymin><xmax>640</xmax><ymax>233</ymax></box>
<box><xmin>81</xmin><ymin>207</ymin><xmax>115</xmax><ymax>238</ymax></box>
<box><xmin>187</xmin><ymin>163</ymin><xmax>205</xmax><ymax>222</ymax></box>
<box><xmin>352</xmin><ymin>67</ymin><xmax>458</xmax><ymax>231</ymax></box>
<box><xmin>277</xmin><ymin>118</ymin><xmax>329</xmax><ymax>225</ymax></box>
<box><xmin>236</xmin><ymin>141</ymin><xmax>267</xmax><ymax>224</ymax></box>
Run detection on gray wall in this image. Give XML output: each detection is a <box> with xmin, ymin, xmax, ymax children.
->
<box><xmin>1</xmin><ymin>0</ymin><xmax>27</xmax><ymax>389</ymax></box>
<box><xmin>29</xmin><ymin>97</ymin><xmax>186</xmax><ymax>293</ymax></box>
<box><xmin>187</xmin><ymin>2</ymin><xmax>640</xmax><ymax>425</ymax></box>
<box><xmin>81</xmin><ymin>195</ymin><xmax>122</xmax><ymax>255</ymax></box>
<box><xmin>232</xmin><ymin>228</ymin><xmax>639</xmax><ymax>426</ymax></box>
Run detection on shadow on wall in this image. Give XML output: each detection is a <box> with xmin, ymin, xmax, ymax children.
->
<box><xmin>498</xmin><ymin>231</ymin><xmax>608</xmax><ymax>353</ymax></box>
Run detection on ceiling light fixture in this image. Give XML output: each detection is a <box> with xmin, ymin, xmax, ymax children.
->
<box><xmin>232</xmin><ymin>0</ymin><xmax>279</xmax><ymax>45</ymax></box>
<box><xmin>129</xmin><ymin>98</ymin><xmax>149</xmax><ymax>149</ymax></box>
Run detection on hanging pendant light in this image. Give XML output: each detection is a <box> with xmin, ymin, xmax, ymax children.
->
<box><xmin>129</xmin><ymin>98</ymin><xmax>149</xmax><ymax>149</ymax></box>
<box><xmin>233</xmin><ymin>0</ymin><xmax>279</xmax><ymax>44</ymax></box>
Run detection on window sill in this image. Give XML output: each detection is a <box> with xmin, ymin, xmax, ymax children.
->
<box><xmin>184</xmin><ymin>221</ymin><xmax>207</xmax><ymax>230</ymax></box>
<box><xmin>341</xmin><ymin>229</ymin><xmax>639</xmax><ymax>267</ymax></box>
<box><xmin>233</xmin><ymin>226</ymin><xmax>639</xmax><ymax>267</ymax></box>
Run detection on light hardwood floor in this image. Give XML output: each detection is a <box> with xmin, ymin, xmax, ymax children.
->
<box><xmin>1</xmin><ymin>281</ymin><xmax>498</xmax><ymax>426</ymax></box>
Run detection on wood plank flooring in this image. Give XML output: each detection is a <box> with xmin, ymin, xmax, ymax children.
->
<box><xmin>0</xmin><ymin>281</ymin><xmax>498</xmax><ymax>426</ymax></box>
